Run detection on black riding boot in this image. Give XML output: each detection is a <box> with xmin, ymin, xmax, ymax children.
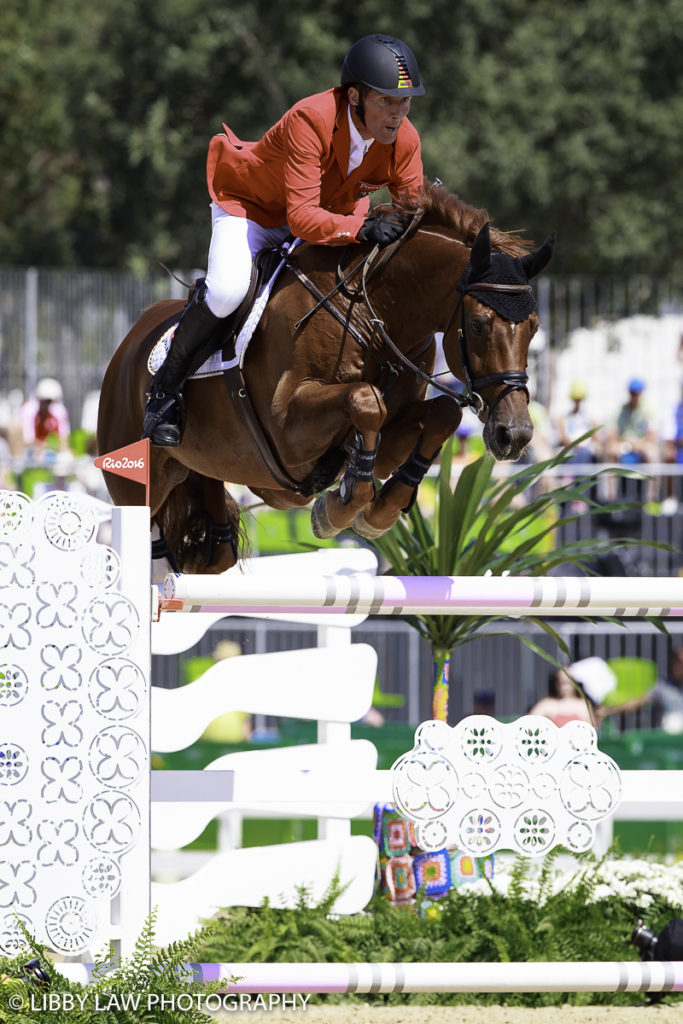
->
<box><xmin>142</xmin><ymin>289</ymin><xmax>221</xmax><ymax>446</ymax></box>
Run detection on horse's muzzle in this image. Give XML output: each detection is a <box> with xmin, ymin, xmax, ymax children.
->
<box><xmin>484</xmin><ymin>416</ymin><xmax>534</xmax><ymax>461</ymax></box>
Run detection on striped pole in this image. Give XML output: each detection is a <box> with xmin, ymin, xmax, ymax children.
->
<box><xmin>162</xmin><ymin>573</ymin><xmax>683</xmax><ymax>618</ymax></box>
<box><xmin>57</xmin><ymin>960</ymin><xmax>683</xmax><ymax>994</ymax></box>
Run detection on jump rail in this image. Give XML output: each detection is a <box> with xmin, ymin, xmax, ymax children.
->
<box><xmin>58</xmin><ymin>959</ymin><xmax>683</xmax><ymax>994</ymax></box>
<box><xmin>150</xmin><ymin>767</ymin><xmax>683</xmax><ymax>818</ymax></box>
<box><xmin>161</xmin><ymin>573</ymin><xmax>683</xmax><ymax>618</ymax></box>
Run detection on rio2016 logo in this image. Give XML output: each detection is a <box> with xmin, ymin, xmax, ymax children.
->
<box><xmin>101</xmin><ymin>457</ymin><xmax>145</xmax><ymax>470</ymax></box>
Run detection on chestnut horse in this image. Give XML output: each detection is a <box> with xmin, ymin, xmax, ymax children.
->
<box><xmin>97</xmin><ymin>185</ymin><xmax>554</xmax><ymax>573</ymax></box>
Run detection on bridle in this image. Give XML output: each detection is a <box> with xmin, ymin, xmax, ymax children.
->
<box><xmin>286</xmin><ymin>232</ymin><xmax>533</xmax><ymax>418</ymax></box>
<box><xmin>356</xmin><ymin>252</ymin><xmax>533</xmax><ymax>417</ymax></box>
<box><xmin>441</xmin><ymin>278</ymin><xmax>532</xmax><ymax>417</ymax></box>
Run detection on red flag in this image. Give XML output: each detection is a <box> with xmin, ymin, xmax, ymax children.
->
<box><xmin>95</xmin><ymin>439</ymin><xmax>150</xmax><ymax>506</ymax></box>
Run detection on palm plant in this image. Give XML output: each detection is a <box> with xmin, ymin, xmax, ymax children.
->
<box><xmin>366</xmin><ymin>436</ymin><xmax>665</xmax><ymax>721</ymax></box>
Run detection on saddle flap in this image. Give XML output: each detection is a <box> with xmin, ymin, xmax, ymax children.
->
<box><xmin>147</xmin><ymin>243</ymin><xmax>291</xmax><ymax>380</ymax></box>
<box><xmin>222</xmin><ymin>244</ymin><xmax>291</xmax><ymax>361</ymax></box>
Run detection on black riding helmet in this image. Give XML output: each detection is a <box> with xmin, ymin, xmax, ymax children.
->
<box><xmin>341</xmin><ymin>34</ymin><xmax>426</xmax><ymax>97</ymax></box>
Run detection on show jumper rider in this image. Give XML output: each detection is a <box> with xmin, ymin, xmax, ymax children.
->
<box><xmin>141</xmin><ymin>33</ymin><xmax>426</xmax><ymax>447</ymax></box>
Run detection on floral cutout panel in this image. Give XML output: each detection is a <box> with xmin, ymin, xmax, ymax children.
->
<box><xmin>391</xmin><ymin>715</ymin><xmax>621</xmax><ymax>857</ymax></box>
<box><xmin>0</xmin><ymin>491</ymin><xmax>150</xmax><ymax>957</ymax></box>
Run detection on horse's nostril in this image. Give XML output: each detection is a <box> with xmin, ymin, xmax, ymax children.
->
<box><xmin>495</xmin><ymin>424</ymin><xmax>512</xmax><ymax>451</ymax></box>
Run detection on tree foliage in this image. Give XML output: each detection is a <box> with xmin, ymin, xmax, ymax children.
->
<box><xmin>1</xmin><ymin>0</ymin><xmax>681</xmax><ymax>277</ymax></box>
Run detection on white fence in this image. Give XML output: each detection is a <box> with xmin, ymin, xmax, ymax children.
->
<box><xmin>150</xmin><ymin>549</ymin><xmax>383</xmax><ymax>947</ymax></box>
<box><xmin>2</xmin><ymin>490</ymin><xmax>682</xmax><ymax>975</ymax></box>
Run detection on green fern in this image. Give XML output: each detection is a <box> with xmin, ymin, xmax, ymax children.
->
<box><xmin>2</xmin><ymin>855</ymin><xmax>681</xmax><ymax>1013</ymax></box>
<box><xmin>190</xmin><ymin>852</ymin><xmax>683</xmax><ymax>1008</ymax></box>
<box><xmin>1</xmin><ymin>913</ymin><xmax>235</xmax><ymax>1024</ymax></box>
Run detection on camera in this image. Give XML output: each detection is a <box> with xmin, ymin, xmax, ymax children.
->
<box><xmin>22</xmin><ymin>958</ymin><xmax>50</xmax><ymax>987</ymax></box>
<box><xmin>630</xmin><ymin>919</ymin><xmax>659</xmax><ymax>960</ymax></box>
<box><xmin>630</xmin><ymin>917</ymin><xmax>683</xmax><ymax>962</ymax></box>
<box><xmin>630</xmin><ymin>917</ymin><xmax>683</xmax><ymax>1005</ymax></box>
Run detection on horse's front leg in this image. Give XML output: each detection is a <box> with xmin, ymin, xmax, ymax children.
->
<box><xmin>276</xmin><ymin>380</ymin><xmax>386</xmax><ymax>538</ymax></box>
<box><xmin>354</xmin><ymin>396</ymin><xmax>463</xmax><ymax>538</ymax></box>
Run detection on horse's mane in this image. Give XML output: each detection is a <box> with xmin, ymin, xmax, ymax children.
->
<box><xmin>396</xmin><ymin>179</ymin><xmax>533</xmax><ymax>257</ymax></box>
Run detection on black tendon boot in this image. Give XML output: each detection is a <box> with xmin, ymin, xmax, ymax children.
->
<box><xmin>142</xmin><ymin>287</ymin><xmax>221</xmax><ymax>446</ymax></box>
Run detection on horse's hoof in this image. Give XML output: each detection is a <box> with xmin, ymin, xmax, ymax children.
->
<box><xmin>352</xmin><ymin>510</ymin><xmax>390</xmax><ymax>539</ymax></box>
<box><xmin>311</xmin><ymin>495</ymin><xmax>340</xmax><ymax>539</ymax></box>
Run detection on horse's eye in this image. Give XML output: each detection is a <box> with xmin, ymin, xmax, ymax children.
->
<box><xmin>468</xmin><ymin>317</ymin><xmax>488</xmax><ymax>336</ymax></box>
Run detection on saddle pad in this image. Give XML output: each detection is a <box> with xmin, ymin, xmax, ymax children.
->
<box><xmin>148</xmin><ymin>326</ymin><xmax>226</xmax><ymax>379</ymax></box>
<box><xmin>147</xmin><ymin>239</ymin><xmax>301</xmax><ymax>379</ymax></box>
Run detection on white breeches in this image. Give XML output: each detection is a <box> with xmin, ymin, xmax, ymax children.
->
<box><xmin>204</xmin><ymin>203</ymin><xmax>290</xmax><ymax>319</ymax></box>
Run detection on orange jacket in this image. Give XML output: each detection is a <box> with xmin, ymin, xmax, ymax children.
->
<box><xmin>206</xmin><ymin>87</ymin><xmax>423</xmax><ymax>245</ymax></box>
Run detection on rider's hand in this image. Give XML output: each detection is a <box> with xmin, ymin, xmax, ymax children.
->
<box><xmin>357</xmin><ymin>213</ymin><xmax>405</xmax><ymax>248</ymax></box>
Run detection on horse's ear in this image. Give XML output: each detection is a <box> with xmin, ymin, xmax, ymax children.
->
<box><xmin>469</xmin><ymin>222</ymin><xmax>492</xmax><ymax>280</ymax></box>
<box><xmin>521</xmin><ymin>232</ymin><xmax>556</xmax><ymax>280</ymax></box>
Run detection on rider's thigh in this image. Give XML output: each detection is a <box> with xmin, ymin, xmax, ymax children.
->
<box><xmin>205</xmin><ymin>209</ymin><xmax>254</xmax><ymax>318</ymax></box>
<box><xmin>205</xmin><ymin>207</ymin><xmax>289</xmax><ymax>318</ymax></box>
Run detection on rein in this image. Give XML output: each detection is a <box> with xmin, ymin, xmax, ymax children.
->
<box><xmin>285</xmin><ymin>224</ymin><xmax>532</xmax><ymax>416</ymax></box>
<box><xmin>286</xmin><ymin>218</ymin><xmax>470</xmax><ymax>405</ymax></box>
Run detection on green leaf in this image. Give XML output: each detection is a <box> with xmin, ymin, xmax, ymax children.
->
<box><xmin>364</xmin><ymin>436</ymin><xmax>673</xmax><ymax>710</ymax></box>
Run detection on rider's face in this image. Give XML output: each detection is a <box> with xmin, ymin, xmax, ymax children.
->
<box><xmin>348</xmin><ymin>87</ymin><xmax>412</xmax><ymax>145</ymax></box>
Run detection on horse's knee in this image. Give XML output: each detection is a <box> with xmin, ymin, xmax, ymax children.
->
<box><xmin>344</xmin><ymin>384</ymin><xmax>386</xmax><ymax>435</ymax></box>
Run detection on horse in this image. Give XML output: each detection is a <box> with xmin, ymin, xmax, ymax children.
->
<box><xmin>97</xmin><ymin>183</ymin><xmax>555</xmax><ymax>574</ymax></box>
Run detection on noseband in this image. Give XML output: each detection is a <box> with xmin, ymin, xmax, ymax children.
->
<box><xmin>444</xmin><ymin>281</ymin><xmax>532</xmax><ymax>416</ymax></box>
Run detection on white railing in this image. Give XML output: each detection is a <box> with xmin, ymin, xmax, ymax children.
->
<box><xmin>149</xmin><ymin>548</ymin><xmax>382</xmax><ymax>948</ymax></box>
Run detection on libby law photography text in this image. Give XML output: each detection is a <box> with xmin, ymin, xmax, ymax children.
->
<box><xmin>16</xmin><ymin>992</ymin><xmax>310</xmax><ymax>1013</ymax></box>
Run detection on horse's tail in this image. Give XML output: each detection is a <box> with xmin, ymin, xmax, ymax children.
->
<box><xmin>154</xmin><ymin>470</ymin><xmax>250</xmax><ymax>574</ymax></box>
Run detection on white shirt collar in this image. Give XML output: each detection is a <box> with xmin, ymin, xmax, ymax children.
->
<box><xmin>346</xmin><ymin>105</ymin><xmax>374</xmax><ymax>176</ymax></box>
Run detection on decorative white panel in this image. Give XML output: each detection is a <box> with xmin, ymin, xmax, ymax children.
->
<box><xmin>391</xmin><ymin>715</ymin><xmax>622</xmax><ymax>856</ymax></box>
<box><xmin>0</xmin><ymin>492</ymin><xmax>150</xmax><ymax>958</ymax></box>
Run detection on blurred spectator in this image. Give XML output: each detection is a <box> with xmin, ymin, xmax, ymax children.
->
<box><xmin>649</xmin><ymin>646</ymin><xmax>683</xmax><ymax>733</ymax></box>
<box><xmin>453</xmin><ymin>405</ymin><xmax>484</xmax><ymax>463</ymax></box>
<box><xmin>515</xmin><ymin>387</ymin><xmax>553</xmax><ymax>507</ymax></box>
<box><xmin>555</xmin><ymin>379</ymin><xmax>599</xmax><ymax>462</ymax></box>
<box><xmin>80</xmin><ymin>389</ymin><xmax>101</xmax><ymax>436</ymax></box>
<box><xmin>516</xmin><ymin>387</ymin><xmax>553</xmax><ymax>500</ymax></box>
<box><xmin>529</xmin><ymin>657</ymin><xmax>616</xmax><ymax>728</ymax></box>
<box><xmin>521</xmin><ymin>387</ymin><xmax>553</xmax><ymax>465</ymax></box>
<box><xmin>19</xmin><ymin>378</ymin><xmax>70</xmax><ymax>449</ymax></box>
<box><xmin>663</xmin><ymin>382</ymin><xmax>683</xmax><ymax>466</ymax></box>
<box><xmin>661</xmin><ymin>381</ymin><xmax>683</xmax><ymax>464</ymax></box>
<box><xmin>0</xmin><ymin>389</ymin><xmax>26</xmax><ymax>457</ymax></box>
<box><xmin>606</xmin><ymin>378</ymin><xmax>657</xmax><ymax>464</ymax></box>
<box><xmin>473</xmin><ymin>690</ymin><xmax>496</xmax><ymax>716</ymax></box>
<box><xmin>659</xmin><ymin>378</ymin><xmax>683</xmax><ymax>512</ymax></box>
<box><xmin>582</xmin><ymin>647</ymin><xmax>683</xmax><ymax>734</ymax></box>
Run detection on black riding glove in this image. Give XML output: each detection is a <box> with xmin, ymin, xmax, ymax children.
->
<box><xmin>357</xmin><ymin>213</ymin><xmax>405</xmax><ymax>248</ymax></box>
